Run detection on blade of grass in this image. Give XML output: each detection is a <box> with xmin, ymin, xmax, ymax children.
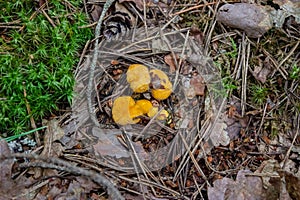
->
<box><xmin>2</xmin><ymin>126</ymin><xmax>47</xmax><ymax>142</ymax></box>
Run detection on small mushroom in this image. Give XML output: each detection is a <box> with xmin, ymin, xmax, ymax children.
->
<box><xmin>135</xmin><ymin>99</ymin><xmax>153</xmax><ymax>114</ymax></box>
<box><xmin>147</xmin><ymin>107</ymin><xmax>169</xmax><ymax>121</ymax></box>
<box><xmin>157</xmin><ymin>109</ymin><xmax>169</xmax><ymax>120</ymax></box>
<box><xmin>112</xmin><ymin>96</ymin><xmax>143</xmax><ymax>125</ymax></box>
<box><xmin>136</xmin><ymin>99</ymin><xmax>168</xmax><ymax>120</ymax></box>
<box><xmin>126</xmin><ymin>64</ymin><xmax>150</xmax><ymax>93</ymax></box>
<box><xmin>150</xmin><ymin>69</ymin><xmax>172</xmax><ymax>100</ymax></box>
<box><xmin>147</xmin><ymin>107</ymin><xmax>159</xmax><ymax>118</ymax></box>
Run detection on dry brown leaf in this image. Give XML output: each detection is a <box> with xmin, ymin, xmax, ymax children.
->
<box><xmin>190</xmin><ymin>26</ymin><xmax>204</xmax><ymax>45</ymax></box>
<box><xmin>208</xmin><ymin>170</ymin><xmax>265</xmax><ymax>200</ymax></box>
<box><xmin>33</xmin><ymin>119</ymin><xmax>65</xmax><ymax>179</ymax></box>
<box><xmin>225</xmin><ymin>100</ymin><xmax>248</xmax><ymax>140</ymax></box>
<box><xmin>217</xmin><ymin>3</ymin><xmax>273</xmax><ymax>38</ymax></box>
<box><xmin>92</xmin><ymin>127</ymin><xmax>148</xmax><ymax>160</ymax></box>
<box><xmin>190</xmin><ymin>74</ymin><xmax>205</xmax><ymax>96</ymax></box>
<box><xmin>41</xmin><ymin>119</ymin><xmax>65</xmax><ymax>157</ymax></box>
<box><xmin>39</xmin><ymin>0</ymin><xmax>46</xmax><ymax>7</ymax></box>
<box><xmin>90</xmin><ymin>5</ymin><xmax>102</xmax><ymax>22</ymax></box>
<box><xmin>251</xmin><ymin>57</ymin><xmax>273</xmax><ymax>83</ymax></box>
<box><xmin>284</xmin><ymin>171</ymin><xmax>300</xmax><ymax>200</ymax></box>
<box><xmin>0</xmin><ymin>140</ymin><xmax>16</xmax><ymax>197</ymax></box>
<box><xmin>271</xmin><ymin>0</ymin><xmax>300</xmax><ymax>27</ymax></box>
<box><xmin>164</xmin><ymin>53</ymin><xmax>179</xmax><ymax>73</ymax></box>
<box><xmin>0</xmin><ymin>140</ymin><xmax>32</xmax><ymax>199</ymax></box>
<box><xmin>119</xmin><ymin>0</ymin><xmax>150</xmax><ymax>11</ymax></box>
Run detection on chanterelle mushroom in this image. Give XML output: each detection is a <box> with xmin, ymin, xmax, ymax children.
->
<box><xmin>150</xmin><ymin>69</ymin><xmax>172</xmax><ymax>100</ymax></box>
<box><xmin>112</xmin><ymin>96</ymin><xmax>143</xmax><ymax>125</ymax></box>
<box><xmin>126</xmin><ymin>64</ymin><xmax>151</xmax><ymax>93</ymax></box>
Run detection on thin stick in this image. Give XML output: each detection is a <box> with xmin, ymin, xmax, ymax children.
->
<box><xmin>87</xmin><ymin>0</ymin><xmax>117</xmax><ymax>128</ymax></box>
<box><xmin>171</xmin><ymin>2</ymin><xmax>216</xmax><ymax>17</ymax></box>
<box><xmin>22</xmin><ymin>82</ymin><xmax>41</xmax><ymax>146</ymax></box>
<box><xmin>0</xmin><ymin>153</ymin><xmax>124</xmax><ymax>200</ymax></box>
<box><xmin>41</xmin><ymin>9</ymin><xmax>56</xmax><ymax>27</ymax></box>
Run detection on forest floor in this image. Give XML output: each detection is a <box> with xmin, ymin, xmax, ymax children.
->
<box><xmin>0</xmin><ymin>0</ymin><xmax>299</xmax><ymax>199</ymax></box>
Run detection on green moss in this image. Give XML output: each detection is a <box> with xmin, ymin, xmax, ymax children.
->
<box><xmin>0</xmin><ymin>0</ymin><xmax>93</xmax><ymax>134</ymax></box>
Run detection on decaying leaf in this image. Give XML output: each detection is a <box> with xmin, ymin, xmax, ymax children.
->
<box><xmin>181</xmin><ymin>76</ymin><xmax>204</xmax><ymax>99</ymax></box>
<box><xmin>190</xmin><ymin>74</ymin><xmax>205</xmax><ymax>96</ymax></box>
<box><xmin>204</xmin><ymin>96</ymin><xmax>230</xmax><ymax>146</ymax></box>
<box><xmin>92</xmin><ymin>127</ymin><xmax>148</xmax><ymax>160</ymax></box>
<box><xmin>284</xmin><ymin>171</ymin><xmax>300</xmax><ymax>200</ymax></box>
<box><xmin>118</xmin><ymin>0</ymin><xmax>148</xmax><ymax>11</ymax></box>
<box><xmin>36</xmin><ymin>176</ymin><xmax>101</xmax><ymax>199</ymax></box>
<box><xmin>217</xmin><ymin>3</ymin><xmax>273</xmax><ymax>38</ymax></box>
<box><xmin>0</xmin><ymin>140</ymin><xmax>15</xmax><ymax>197</ymax></box>
<box><xmin>0</xmin><ymin>140</ymin><xmax>31</xmax><ymax>199</ymax></box>
<box><xmin>190</xmin><ymin>26</ymin><xmax>204</xmax><ymax>45</ymax></box>
<box><xmin>251</xmin><ymin>57</ymin><xmax>273</xmax><ymax>83</ymax></box>
<box><xmin>226</xmin><ymin>99</ymin><xmax>248</xmax><ymax>140</ymax></box>
<box><xmin>164</xmin><ymin>53</ymin><xmax>179</xmax><ymax>73</ymax></box>
<box><xmin>251</xmin><ymin>159</ymin><xmax>300</xmax><ymax>200</ymax></box>
<box><xmin>90</xmin><ymin>4</ymin><xmax>102</xmax><ymax>22</ymax></box>
<box><xmin>41</xmin><ymin>119</ymin><xmax>65</xmax><ymax>157</ymax></box>
<box><xmin>270</xmin><ymin>0</ymin><xmax>300</xmax><ymax>27</ymax></box>
<box><xmin>33</xmin><ymin>119</ymin><xmax>65</xmax><ymax>179</ymax></box>
<box><xmin>208</xmin><ymin>170</ymin><xmax>265</xmax><ymax>200</ymax></box>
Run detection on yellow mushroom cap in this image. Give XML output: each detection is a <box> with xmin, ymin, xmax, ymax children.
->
<box><xmin>151</xmin><ymin>89</ymin><xmax>172</xmax><ymax>101</ymax></box>
<box><xmin>126</xmin><ymin>64</ymin><xmax>150</xmax><ymax>93</ymax></box>
<box><xmin>150</xmin><ymin>69</ymin><xmax>172</xmax><ymax>100</ymax></box>
<box><xmin>157</xmin><ymin>109</ymin><xmax>169</xmax><ymax>120</ymax></box>
<box><xmin>130</xmin><ymin>104</ymin><xmax>144</xmax><ymax>121</ymax></box>
<box><xmin>147</xmin><ymin>107</ymin><xmax>169</xmax><ymax>121</ymax></box>
<box><xmin>147</xmin><ymin>107</ymin><xmax>159</xmax><ymax>118</ymax></box>
<box><xmin>135</xmin><ymin>99</ymin><xmax>153</xmax><ymax>114</ymax></box>
<box><xmin>112</xmin><ymin>96</ymin><xmax>143</xmax><ymax>125</ymax></box>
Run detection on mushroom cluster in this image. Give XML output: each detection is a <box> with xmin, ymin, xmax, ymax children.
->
<box><xmin>112</xmin><ymin>64</ymin><xmax>172</xmax><ymax>125</ymax></box>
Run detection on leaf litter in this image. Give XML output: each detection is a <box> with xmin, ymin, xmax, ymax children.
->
<box><xmin>2</xmin><ymin>0</ymin><xmax>300</xmax><ymax>199</ymax></box>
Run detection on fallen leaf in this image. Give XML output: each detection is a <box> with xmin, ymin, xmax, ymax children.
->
<box><xmin>164</xmin><ymin>53</ymin><xmax>179</xmax><ymax>73</ymax></box>
<box><xmin>284</xmin><ymin>171</ymin><xmax>300</xmax><ymax>200</ymax></box>
<box><xmin>33</xmin><ymin>119</ymin><xmax>65</xmax><ymax>179</ymax></box>
<box><xmin>40</xmin><ymin>119</ymin><xmax>65</xmax><ymax>158</ymax></box>
<box><xmin>90</xmin><ymin>5</ymin><xmax>102</xmax><ymax>22</ymax></box>
<box><xmin>190</xmin><ymin>26</ymin><xmax>204</xmax><ymax>45</ymax></box>
<box><xmin>217</xmin><ymin>3</ymin><xmax>273</xmax><ymax>38</ymax></box>
<box><xmin>251</xmin><ymin>57</ymin><xmax>273</xmax><ymax>83</ymax></box>
<box><xmin>119</xmin><ymin>0</ymin><xmax>150</xmax><ymax>11</ymax></box>
<box><xmin>39</xmin><ymin>0</ymin><xmax>46</xmax><ymax>7</ymax></box>
<box><xmin>92</xmin><ymin>127</ymin><xmax>148</xmax><ymax>160</ymax></box>
<box><xmin>0</xmin><ymin>140</ymin><xmax>32</xmax><ymax>199</ymax></box>
<box><xmin>190</xmin><ymin>74</ymin><xmax>205</xmax><ymax>96</ymax></box>
<box><xmin>270</xmin><ymin>0</ymin><xmax>300</xmax><ymax>27</ymax></box>
<box><xmin>203</xmin><ymin>94</ymin><xmax>230</xmax><ymax>146</ymax></box>
<box><xmin>208</xmin><ymin>170</ymin><xmax>265</xmax><ymax>200</ymax></box>
<box><xmin>0</xmin><ymin>140</ymin><xmax>15</xmax><ymax>195</ymax></box>
<box><xmin>225</xmin><ymin>99</ymin><xmax>248</xmax><ymax>140</ymax></box>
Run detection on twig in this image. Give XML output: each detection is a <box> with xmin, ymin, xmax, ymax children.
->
<box><xmin>277</xmin><ymin>41</ymin><xmax>299</xmax><ymax>69</ymax></box>
<box><xmin>0</xmin><ymin>153</ymin><xmax>124</xmax><ymax>200</ymax></box>
<box><xmin>281</xmin><ymin>110</ymin><xmax>300</xmax><ymax>168</ymax></box>
<box><xmin>75</xmin><ymin>39</ymin><xmax>91</xmax><ymax>75</ymax></box>
<box><xmin>22</xmin><ymin>82</ymin><xmax>41</xmax><ymax>146</ymax></box>
<box><xmin>41</xmin><ymin>9</ymin><xmax>56</xmax><ymax>27</ymax></box>
<box><xmin>171</xmin><ymin>2</ymin><xmax>216</xmax><ymax>17</ymax></box>
<box><xmin>0</xmin><ymin>25</ymin><xmax>22</xmax><ymax>29</ymax></box>
<box><xmin>241</xmin><ymin>35</ymin><xmax>250</xmax><ymax>116</ymax></box>
<box><xmin>19</xmin><ymin>3</ymin><xmax>47</xmax><ymax>32</ymax></box>
<box><xmin>87</xmin><ymin>0</ymin><xmax>117</xmax><ymax>128</ymax></box>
